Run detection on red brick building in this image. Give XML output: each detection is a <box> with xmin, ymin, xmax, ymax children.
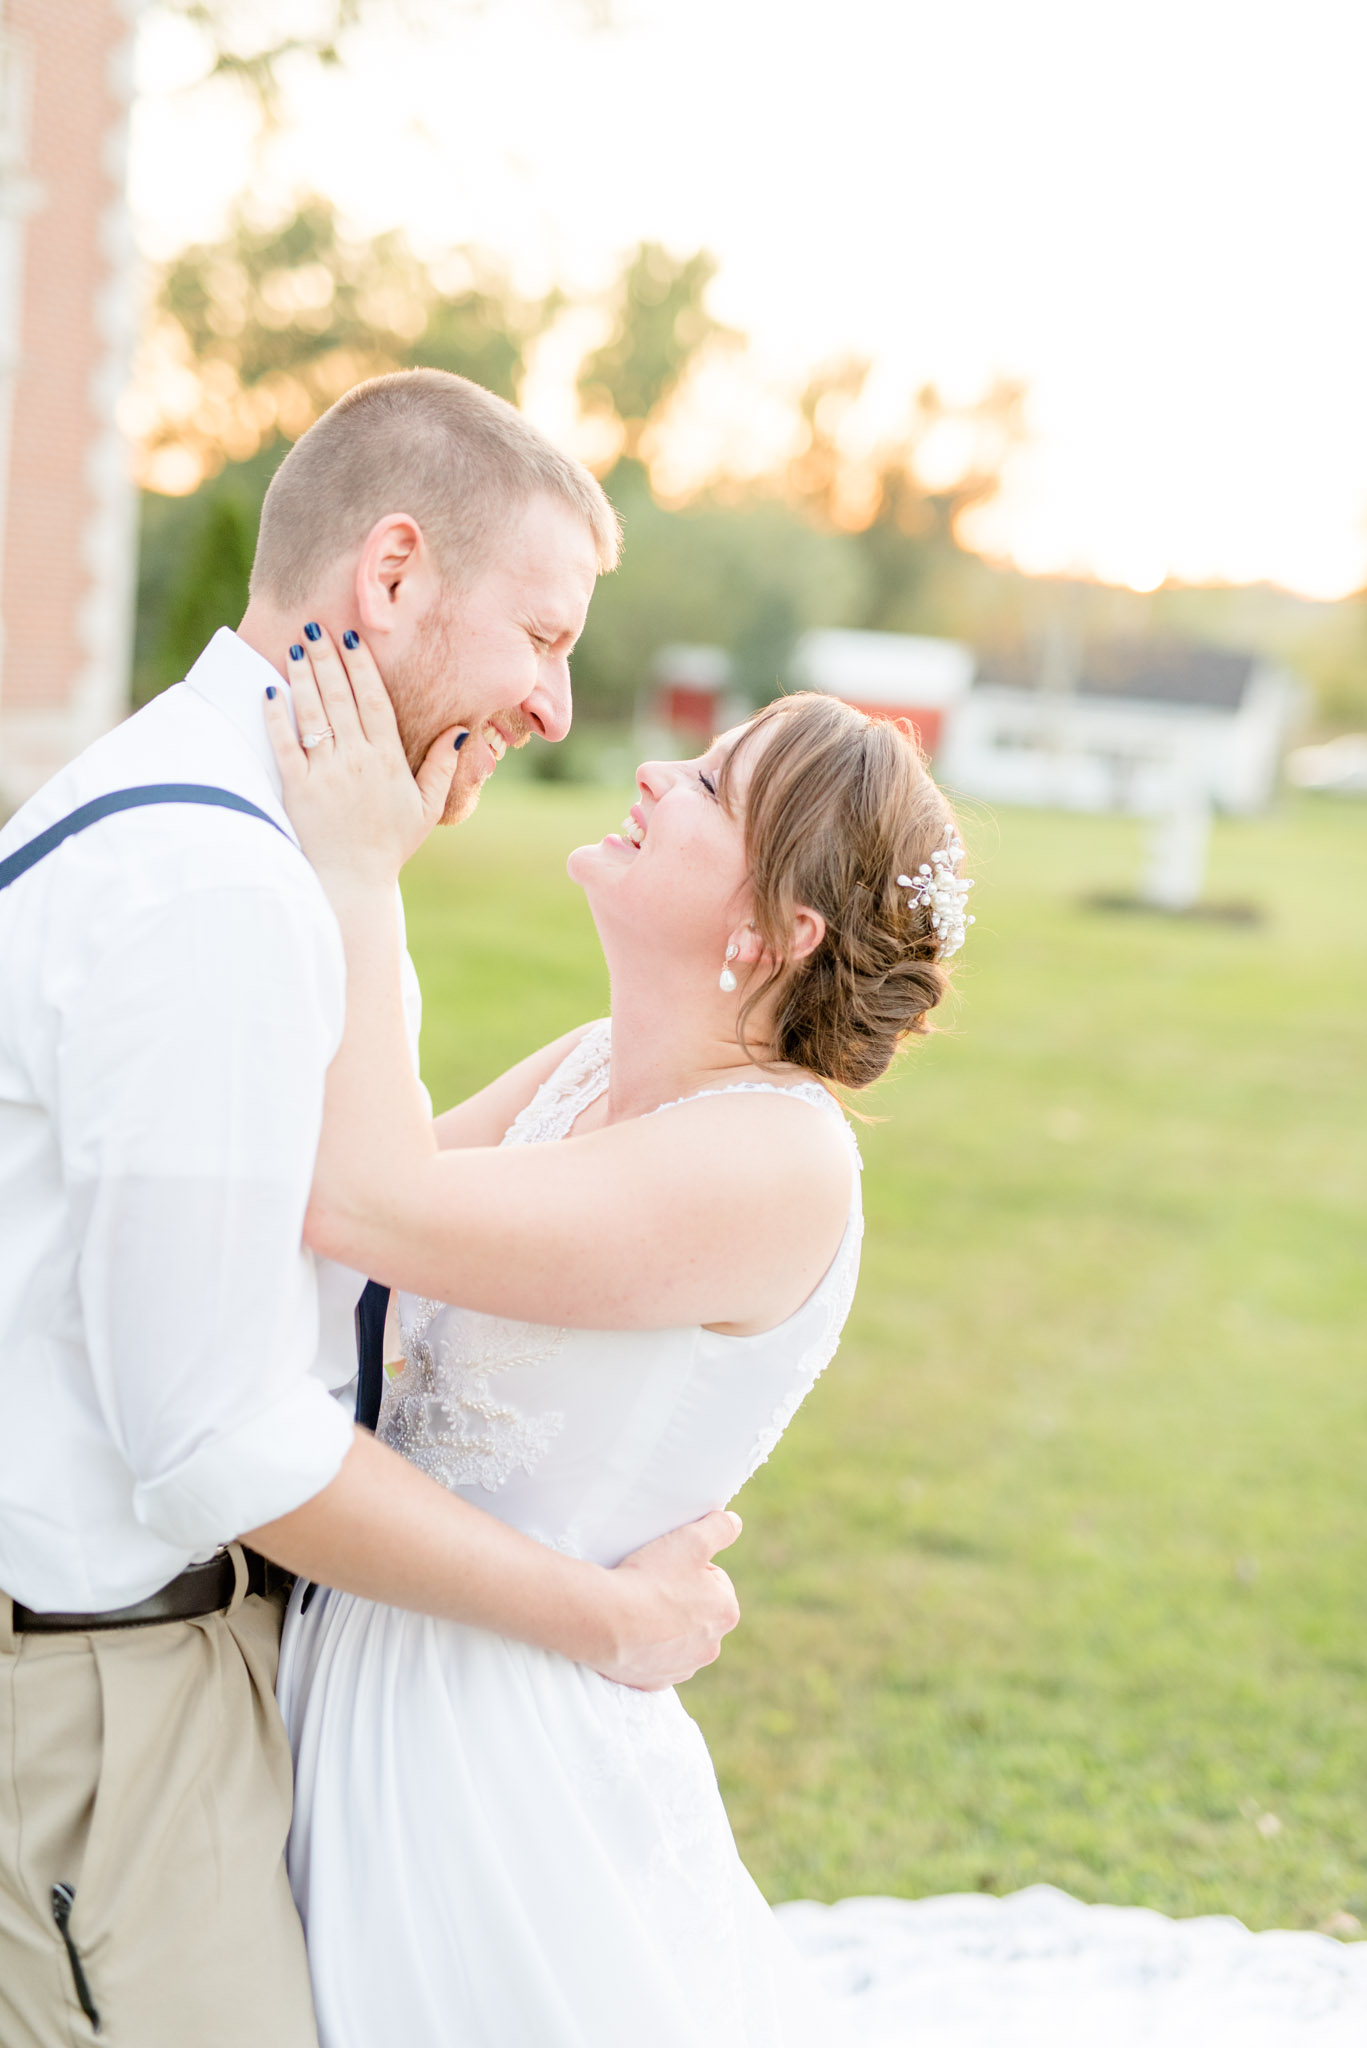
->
<box><xmin>0</xmin><ymin>0</ymin><xmax>138</xmax><ymax>811</ymax></box>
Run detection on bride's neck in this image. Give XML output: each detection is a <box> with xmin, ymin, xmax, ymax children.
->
<box><xmin>601</xmin><ymin>966</ymin><xmax>773</xmax><ymax>1125</ymax></box>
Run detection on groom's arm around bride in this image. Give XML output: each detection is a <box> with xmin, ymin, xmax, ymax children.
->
<box><xmin>0</xmin><ymin>370</ymin><xmax>739</xmax><ymax>2048</ymax></box>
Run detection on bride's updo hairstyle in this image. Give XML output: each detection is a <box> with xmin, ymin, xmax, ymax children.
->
<box><xmin>716</xmin><ymin>692</ymin><xmax>964</xmax><ymax>1090</ymax></box>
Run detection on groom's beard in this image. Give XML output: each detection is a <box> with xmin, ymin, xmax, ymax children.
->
<box><xmin>389</xmin><ymin>598</ymin><xmax>531</xmax><ymax>825</ymax></box>
<box><xmin>441</xmin><ymin>705</ymin><xmax>534</xmax><ymax>825</ymax></box>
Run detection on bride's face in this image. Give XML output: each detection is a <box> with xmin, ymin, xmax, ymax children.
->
<box><xmin>568</xmin><ymin>727</ymin><xmax>757</xmax><ymax>971</ymax></box>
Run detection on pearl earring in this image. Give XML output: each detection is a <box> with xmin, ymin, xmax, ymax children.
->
<box><xmin>719</xmin><ymin>943</ymin><xmax>739</xmax><ymax>994</ymax></box>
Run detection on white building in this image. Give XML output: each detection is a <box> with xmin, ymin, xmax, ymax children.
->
<box><xmin>936</xmin><ymin>641</ymin><xmax>1303</xmax><ymax>818</ymax></box>
<box><xmin>789</xmin><ymin>629</ymin><xmax>976</xmax><ymax>759</ymax></box>
<box><xmin>1286</xmin><ymin>733</ymin><xmax>1367</xmax><ymax>795</ymax></box>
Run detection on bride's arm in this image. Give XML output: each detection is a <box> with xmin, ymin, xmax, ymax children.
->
<box><xmin>265</xmin><ymin>629</ymin><xmax>850</xmax><ymax>1333</ymax></box>
<box><xmin>432</xmin><ymin>1024</ymin><xmax>595</xmax><ymax>1151</ymax></box>
<box><xmin>309</xmin><ymin>874</ymin><xmax>849</xmax><ymax>1329</ymax></box>
<box><xmin>244</xmin><ymin>1426</ymin><xmax>741</xmax><ymax>1690</ymax></box>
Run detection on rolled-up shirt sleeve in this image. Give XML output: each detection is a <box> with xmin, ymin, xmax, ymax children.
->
<box><xmin>54</xmin><ymin>878</ymin><xmax>356</xmax><ymax>1553</ymax></box>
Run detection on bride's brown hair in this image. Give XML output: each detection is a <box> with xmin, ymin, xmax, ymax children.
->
<box><xmin>716</xmin><ymin>692</ymin><xmax>963</xmax><ymax>1090</ymax></box>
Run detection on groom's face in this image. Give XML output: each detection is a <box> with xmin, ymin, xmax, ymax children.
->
<box><xmin>390</xmin><ymin>495</ymin><xmax>600</xmax><ymax>825</ymax></box>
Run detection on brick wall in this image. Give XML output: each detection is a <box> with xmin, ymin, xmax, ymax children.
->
<box><xmin>0</xmin><ymin>0</ymin><xmax>137</xmax><ymax>808</ymax></box>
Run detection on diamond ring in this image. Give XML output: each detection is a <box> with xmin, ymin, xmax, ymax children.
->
<box><xmin>300</xmin><ymin>728</ymin><xmax>335</xmax><ymax>751</ymax></box>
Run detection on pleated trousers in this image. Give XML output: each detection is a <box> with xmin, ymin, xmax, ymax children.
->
<box><xmin>0</xmin><ymin>1562</ymin><xmax>318</xmax><ymax>2047</ymax></box>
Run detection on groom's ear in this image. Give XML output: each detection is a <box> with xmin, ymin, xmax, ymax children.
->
<box><xmin>353</xmin><ymin>514</ymin><xmax>435</xmax><ymax>636</ymax></box>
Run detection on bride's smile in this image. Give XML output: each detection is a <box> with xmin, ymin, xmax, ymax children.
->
<box><xmin>567</xmin><ymin>729</ymin><xmax>768</xmax><ymax>1002</ymax></box>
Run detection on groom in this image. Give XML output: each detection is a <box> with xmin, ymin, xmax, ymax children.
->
<box><xmin>0</xmin><ymin>370</ymin><xmax>741</xmax><ymax>2048</ymax></box>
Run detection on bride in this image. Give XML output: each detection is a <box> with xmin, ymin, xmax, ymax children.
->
<box><xmin>263</xmin><ymin>630</ymin><xmax>1367</xmax><ymax>2048</ymax></box>
<box><xmin>264</xmin><ymin>623</ymin><xmax>966</xmax><ymax>2047</ymax></box>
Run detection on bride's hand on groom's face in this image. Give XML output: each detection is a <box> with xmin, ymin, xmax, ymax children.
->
<box><xmin>264</xmin><ymin>624</ymin><xmax>466</xmax><ymax>892</ymax></box>
<box><xmin>596</xmin><ymin>1509</ymin><xmax>743</xmax><ymax>1691</ymax></box>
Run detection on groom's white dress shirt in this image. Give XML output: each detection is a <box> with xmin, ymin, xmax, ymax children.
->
<box><xmin>0</xmin><ymin>628</ymin><xmax>425</xmax><ymax>1613</ymax></box>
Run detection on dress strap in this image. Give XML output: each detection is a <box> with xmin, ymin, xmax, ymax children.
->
<box><xmin>504</xmin><ymin>1022</ymin><xmax>862</xmax><ymax>1173</ymax></box>
<box><xmin>502</xmin><ymin>1018</ymin><xmax>613</xmax><ymax>1148</ymax></box>
<box><xmin>645</xmin><ymin>1079</ymin><xmax>862</xmax><ymax>1171</ymax></box>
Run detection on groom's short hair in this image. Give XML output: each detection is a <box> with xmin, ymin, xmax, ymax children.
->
<box><xmin>250</xmin><ymin>368</ymin><xmax>621</xmax><ymax>604</ymax></box>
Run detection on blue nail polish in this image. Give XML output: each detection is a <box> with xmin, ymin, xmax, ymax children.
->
<box><xmin>304</xmin><ymin>622</ymin><xmax>322</xmax><ymax>642</ymax></box>
<box><xmin>454</xmin><ymin>731</ymin><xmax>468</xmax><ymax>751</ymax></box>
<box><xmin>266</xmin><ymin>684</ymin><xmax>277</xmax><ymax>700</ymax></box>
<box><xmin>289</xmin><ymin>644</ymin><xmax>304</xmax><ymax>661</ymax></box>
<box><xmin>343</xmin><ymin>629</ymin><xmax>359</xmax><ymax>651</ymax></box>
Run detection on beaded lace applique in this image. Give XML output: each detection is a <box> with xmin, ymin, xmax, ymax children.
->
<box><xmin>377</xmin><ymin>1029</ymin><xmax>617</xmax><ymax>1494</ymax></box>
<box><xmin>380</xmin><ymin>1297</ymin><xmax>566</xmax><ymax>1494</ymax></box>
<box><xmin>502</xmin><ymin>1018</ymin><xmax>612</xmax><ymax>1149</ymax></box>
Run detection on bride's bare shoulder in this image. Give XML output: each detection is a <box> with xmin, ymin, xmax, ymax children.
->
<box><xmin>432</xmin><ymin>1020</ymin><xmax>606</xmax><ymax>1151</ymax></box>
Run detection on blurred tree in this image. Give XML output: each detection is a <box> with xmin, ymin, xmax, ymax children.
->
<box><xmin>161</xmin><ymin>492</ymin><xmax>255</xmax><ymax>681</ymax></box>
<box><xmin>154</xmin><ymin>1</ymin><xmax>364</xmax><ymax>119</ymax></box>
<box><xmin>570</xmin><ymin>462</ymin><xmax>867</xmax><ymax>720</ymax></box>
<box><xmin>132</xmin><ymin>440</ymin><xmax>288</xmax><ymax>705</ymax></box>
<box><xmin>577</xmin><ymin>244</ymin><xmax>735</xmax><ymax>463</ymax></box>
<box><xmin>788</xmin><ymin>369</ymin><xmax>1026</xmax><ymax>631</ymax></box>
<box><xmin>132</xmin><ymin>10</ymin><xmax>1070</xmax><ymax>729</ymax></box>
<box><xmin>153</xmin><ymin>1</ymin><xmax>622</xmax><ymax>121</ymax></box>
<box><xmin>144</xmin><ymin>195</ymin><xmax>544</xmax><ymax>487</ymax></box>
<box><xmin>132</xmin><ymin>194</ymin><xmax>549</xmax><ymax>697</ymax></box>
<box><xmin>786</xmin><ymin>356</ymin><xmax>871</xmax><ymax>527</ymax></box>
<box><xmin>730</xmin><ymin>587</ymin><xmax>802</xmax><ymax>703</ymax></box>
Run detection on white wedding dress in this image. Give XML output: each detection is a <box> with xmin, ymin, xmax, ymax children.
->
<box><xmin>278</xmin><ymin>1021</ymin><xmax>1367</xmax><ymax>2047</ymax></box>
<box><xmin>278</xmin><ymin>1020</ymin><xmax>864</xmax><ymax>2047</ymax></box>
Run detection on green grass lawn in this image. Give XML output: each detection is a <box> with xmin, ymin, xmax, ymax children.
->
<box><xmin>401</xmin><ymin>777</ymin><xmax>1367</xmax><ymax>1933</ymax></box>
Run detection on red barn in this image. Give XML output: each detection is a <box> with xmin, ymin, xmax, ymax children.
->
<box><xmin>789</xmin><ymin>630</ymin><xmax>976</xmax><ymax>758</ymax></box>
<box><xmin>652</xmin><ymin>644</ymin><xmax>736</xmax><ymax>745</ymax></box>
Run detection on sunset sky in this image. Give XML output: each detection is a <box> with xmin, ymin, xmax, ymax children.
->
<box><xmin>132</xmin><ymin>0</ymin><xmax>1367</xmax><ymax>600</ymax></box>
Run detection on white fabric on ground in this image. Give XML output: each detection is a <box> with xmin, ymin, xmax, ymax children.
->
<box><xmin>780</xmin><ymin>1884</ymin><xmax>1367</xmax><ymax>2046</ymax></box>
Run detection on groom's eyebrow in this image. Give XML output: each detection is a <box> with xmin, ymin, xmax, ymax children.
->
<box><xmin>526</xmin><ymin>610</ymin><xmax>578</xmax><ymax>647</ymax></box>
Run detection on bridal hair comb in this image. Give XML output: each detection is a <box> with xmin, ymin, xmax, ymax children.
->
<box><xmin>898</xmin><ymin>838</ymin><xmax>975</xmax><ymax>960</ymax></box>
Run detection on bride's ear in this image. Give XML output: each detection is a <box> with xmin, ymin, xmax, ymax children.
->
<box><xmin>731</xmin><ymin>909</ymin><xmax>825</xmax><ymax>969</ymax></box>
<box><xmin>787</xmin><ymin>907</ymin><xmax>825</xmax><ymax>965</ymax></box>
<box><xmin>731</xmin><ymin>919</ymin><xmax>764</xmax><ymax>969</ymax></box>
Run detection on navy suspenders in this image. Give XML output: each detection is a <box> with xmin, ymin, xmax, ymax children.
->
<box><xmin>1</xmin><ymin>781</ymin><xmax>391</xmax><ymax>1441</ymax></box>
<box><xmin>0</xmin><ymin>782</ymin><xmax>292</xmax><ymax>892</ymax></box>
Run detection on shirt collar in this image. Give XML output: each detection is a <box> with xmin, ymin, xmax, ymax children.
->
<box><xmin>184</xmin><ymin>627</ymin><xmax>295</xmax><ymax>804</ymax></box>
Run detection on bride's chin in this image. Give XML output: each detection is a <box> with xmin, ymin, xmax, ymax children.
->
<box><xmin>565</xmin><ymin>841</ymin><xmax>600</xmax><ymax>886</ymax></box>
<box><xmin>567</xmin><ymin>834</ymin><xmax>636</xmax><ymax>888</ymax></box>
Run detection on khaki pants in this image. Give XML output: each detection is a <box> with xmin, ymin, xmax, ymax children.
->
<box><xmin>0</xmin><ymin>1554</ymin><xmax>319</xmax><ymax>2048</ymax></box>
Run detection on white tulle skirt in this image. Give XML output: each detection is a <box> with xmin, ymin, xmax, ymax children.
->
<box><xmin>278</xmin><ymin>1584</ymin><xmax>1367</xmax><ymax>2048</ymax></box>
<box><xmin>278</xmin><ymin>1582</ymin><xmax>841</xmax><ymax>2048</ymax></box>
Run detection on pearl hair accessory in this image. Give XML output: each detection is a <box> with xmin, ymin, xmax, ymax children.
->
<box><xmin>898</xmin><ymin>837</ymin><xmax>975</xmax><ymax>959</ymax></box>
<box><xmin>719</xmin><ymin>943</ymin><xmax>740</xmax><ymax>993</ymax></box>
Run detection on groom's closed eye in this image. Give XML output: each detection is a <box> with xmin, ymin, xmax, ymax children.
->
<box><xmin>525</xmin><ymin>614</ymin><xmax>578</xmax><ymax>653</ymax></box>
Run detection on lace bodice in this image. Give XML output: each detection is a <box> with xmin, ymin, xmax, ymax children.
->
<box><xmin>378</xmin><ymin>1019</ymin><xmax>863</xmax><ymax>1566</ymax></box>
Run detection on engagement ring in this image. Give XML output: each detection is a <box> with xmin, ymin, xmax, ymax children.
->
<box><xmin>301</xmin><ymin>728</ymin><xmax>335</xmax><ymax>750</ymax></box>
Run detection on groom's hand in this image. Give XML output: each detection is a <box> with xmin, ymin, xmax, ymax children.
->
<box><xmin>596</xmin><ymin>1510</ymin><xmax>742</xmax><ymax>1691</ymax></box>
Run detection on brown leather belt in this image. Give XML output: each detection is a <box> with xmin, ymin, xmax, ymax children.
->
<box><xmin>11</xmin><ymin>1549</ymin><xmax>295</xmax><ymax>1634</ymax></box>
